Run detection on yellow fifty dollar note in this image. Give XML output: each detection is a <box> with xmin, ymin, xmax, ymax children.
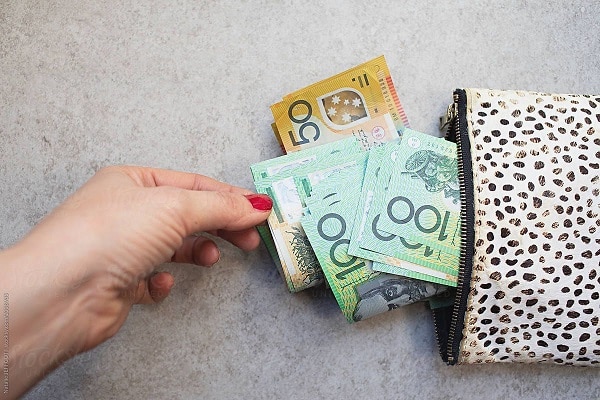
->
<box><xmin>271</xmin><ymin>55</ymin><xmax>409</xmax><ymax>153</ymax></box>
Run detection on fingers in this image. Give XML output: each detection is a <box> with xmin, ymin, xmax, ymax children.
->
<box><xmin>172</xmin><ymin>228</ymin><xmax>262</xmax><ymax>266</ymax></box>
<box><xmin>210</xmin><ymin>228</ymin><xmax>262</xmax><ymax>252</ymax></box>
<box><xmin>115</xmin><ymin>166</ymin><xmax>272</xmax><ymax>243</ymax></box>
<box><xmin>121</xmin><ymin>166</ymin><xmax>254</xmax><ymax>194</ymax></box>
<box><xmin>178</xmin><ymin>191</ymin><xmax>272</xmax><ymax>237</ymax></box>
<box><xmin>136</xmin><ymin>229</ymin><xmax>259</xmax><ymax>304</ymax></box>
<box><xmin>134</xmin><ymin>271</ymin><xmax>175</xmax><ymax>304</ymax></box>
<box><xmin>171</xmin><ymin>236</ymin><xmax>220</xmax><ymax>266</ymax></box>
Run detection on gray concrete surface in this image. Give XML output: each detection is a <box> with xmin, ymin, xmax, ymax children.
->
<box><xmin>2</xmin><ymin>1</ymin><xmax>600</xmax><ymax>399</ymax></box>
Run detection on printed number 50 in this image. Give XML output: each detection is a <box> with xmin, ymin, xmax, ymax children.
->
<box><xmin>287</xmin><ymin>100</ymin><xmax>320</xmax><ymax>146</ymax></box>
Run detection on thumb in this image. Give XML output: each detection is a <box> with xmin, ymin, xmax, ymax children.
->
<box><xmin>178</xmin><ymin>191</ymin><xmax>272</xmax><ymax>235</ymax></box>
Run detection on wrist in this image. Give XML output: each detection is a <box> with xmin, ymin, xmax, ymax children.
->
<box><xmin>0</xmin><ymin>244</ymin><xmax>105</xmax><ymax>398</ymax></box>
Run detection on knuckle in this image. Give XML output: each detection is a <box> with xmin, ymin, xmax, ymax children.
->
<box><xmin>97</xmin><ymin>165</ymin><xmax>123</xmax><ymax>175</ymax></box>
<box><xmin>217</xmin><ymin>191</ymin><xmax>240</xmax><ymax>211</ymax></box>
<box><xmin>214</xmin><ymin>192</ymin><xmax>245</xmax><ymax>223</ymax></box>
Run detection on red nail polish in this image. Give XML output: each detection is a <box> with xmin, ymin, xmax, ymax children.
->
<box><xmin>245</xmin><ymin>194</ymin><xmax>273</xmax><ymax>211</ymax></box>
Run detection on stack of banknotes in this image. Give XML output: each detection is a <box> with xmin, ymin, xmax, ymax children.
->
<box><xmin>251</xmin><ymin>56</ymin><xmax>460</xmax><ymax>322</ymax></box>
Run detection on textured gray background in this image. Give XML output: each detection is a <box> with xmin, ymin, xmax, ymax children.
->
<box><xmin>2</xmin><ymin>1</ymin><xmax>600</xmax><ymax>399</ymax></box>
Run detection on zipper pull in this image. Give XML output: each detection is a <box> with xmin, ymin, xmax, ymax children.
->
<box><xmin>439</xmin><ymin>102</ymin><xmax>457</xmax><ymax>132</ymax></box>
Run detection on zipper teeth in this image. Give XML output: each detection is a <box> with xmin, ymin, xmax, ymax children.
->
<box><xmin>431</xmin><ymin>98</ymin><xmax>459</xmax><ymax>363</ymax></box>
<box><xmin>431</xmin><ymin>302</ymin><xmax>446</xmax><ymax>362</ymax></box>
<box><xmin>446</xmin><ymin>90</ymin><xmax>470</xmax><ymax>364</ymax></box>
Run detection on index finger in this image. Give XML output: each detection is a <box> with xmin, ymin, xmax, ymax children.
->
<box><xmin>119</xmin><ymin>166</ymin><xmax>254</xmax><ymax>194</ymax></box>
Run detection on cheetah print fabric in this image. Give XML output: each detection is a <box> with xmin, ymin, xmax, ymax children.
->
<box><xmin>459</xmin><ymin>89</ymin><xmax>600</xmax><ymax>366</ymax></box>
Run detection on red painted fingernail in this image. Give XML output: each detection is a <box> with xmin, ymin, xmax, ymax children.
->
<box><xmin>245</xmin><ymin>194</ymin><xmax>273</xmax><ymax>211</ymax></box>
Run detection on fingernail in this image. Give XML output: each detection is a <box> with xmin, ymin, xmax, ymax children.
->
<box><xmin>150</xmin><ymin>273</ymin><xmax>165</xmax><ymax>288</ymax></box>
<box><xmin>208</xmin><ymin>252</ymin><xmax>221</xmax><ymax>268</ymax></box>
<box><xmin>150</xmin><ymin>273</ymin><xmax>161</xmax><ymax>286</ymax></box>
<box><xmin>245</xmin><ymin>194</ymin><xmax>273</xmax><ymax>211</ymax></box>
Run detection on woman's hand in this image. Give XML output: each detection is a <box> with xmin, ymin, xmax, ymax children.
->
<box><xmin>0</xmin><ymin>166</ymin><xmax>272</xmax><ymax>399</ymax></box>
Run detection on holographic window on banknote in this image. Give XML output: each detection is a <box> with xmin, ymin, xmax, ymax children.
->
<box><xmin>317</xmin><ymin>88</ymin><xmax>369</xmax><ymax>129</ymax></box>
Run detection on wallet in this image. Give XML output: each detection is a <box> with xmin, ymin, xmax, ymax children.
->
<box><xmin>433</xmin><ymin>88</ymin><xmax>600</xmax><ymax>366</ymax></box>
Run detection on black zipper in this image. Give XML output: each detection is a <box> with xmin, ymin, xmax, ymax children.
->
<box><xmin>433</xmin><ymin>88</ymin><xmax>475</xmax><ymax>364</ymax></box>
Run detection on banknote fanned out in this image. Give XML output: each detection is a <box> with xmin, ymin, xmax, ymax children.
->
<box><xmin>374</xmin><ymin>129</ymin><xmax>462</xmax><ymax>256</ymax></box>
<box><xmin>271</xmin><ymin>55</ymin><xmax>409</xmax><ymax>153</ymax></box>
<box><xmin>354</xmin><ymin>130</ymin><xmax>460</xmax><ymax>285</ymax></box>
<box><xmin>252</xmin><ymin>57</ymin><xmax>458</xmax><ymax>321</ymax></box>
<box><xmin>347</xmin><ymin>139</ymin><xmax>459</xmax><ymax>286</ymax></box>
<box><xmin>251</xmin><ymin>137</ymin><xmax>364</xmax><ymax>292</ymax></box>
<box><xmin>300</xmin><ymin>165</ymin><xmax>445</xmax><ymax>322</ymax></box>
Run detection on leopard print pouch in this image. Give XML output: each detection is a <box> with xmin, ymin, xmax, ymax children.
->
<box><xmin>434</xmin><ymin>88</ymin><xmax>600</xmax><ymax>366</ymax></box>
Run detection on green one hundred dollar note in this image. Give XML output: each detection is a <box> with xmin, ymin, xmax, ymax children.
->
<box><xmin>251</xmin><ymin>136</ymin><xmax>361</xmax><ymax>182</ymax></box>
<box><xmin>301</xmin><ymin>164</ymin><xmax>445</xmax><ymax>322</ymax></box>
<box><xmin>251</xmin><ymin>137</ymin><xmax>364</xmax><ymax>292</ymax></box>
<box><xmin>348</xmin><ymin>140</ymin><xmax>458</xmax><ymax>286</ymax></box>
<box><xmin>373</xmin><ymin>129</ymin><xmax>462</xmax><ymax>256</ymax></box>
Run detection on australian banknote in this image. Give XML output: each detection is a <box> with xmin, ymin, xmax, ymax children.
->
<box><xmin>372</xmin><ymin>129</ymin><xmax>461</xmax><ymax>256</ymax></box>
<box><xmin>251</xmin><ymin>137</ymin><xmax>365</xmax><ymax>292</ymax></box>
<box><xmin>271</xmin><ymin>55</ymin><xmax>409</xmax><ymax>153</ymax></box>
<box><xmin>347</xmin><ymin>136</ymin><xmax>459</xmax><ymax>286</ymax></box>
<box><xmin>301</xmin><ymin>164</ymin><xmax>446</xmax><ymax>322</ymax></box>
